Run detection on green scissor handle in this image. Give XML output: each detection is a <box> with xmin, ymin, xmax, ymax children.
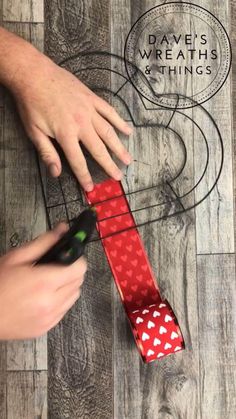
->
<box><xmin>37</xmin><ymin>208</ymin><xmax>97</xmax><ymax>265</ymax></box>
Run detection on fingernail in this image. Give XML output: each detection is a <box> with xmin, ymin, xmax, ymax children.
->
<box><xmin>125</xmin><ymin>124</ymin><xmax>133</xmax><ymax>135</ymax></box>
<box><xmin>49</xmin><ymin>164</ymin><xmax>59</xmax><ymax>177</ymax></box>
<box><xmin>114</xmin><ymin>170</ymin><xmax>123</xmax><ymax>181</ymax></box>
<box><xmin>85</xmin><ymin>182</ymin><xmax>94</xmax><ymax>192</ymax></box>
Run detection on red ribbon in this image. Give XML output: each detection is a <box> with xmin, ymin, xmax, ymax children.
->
<box><xmin>86</xmin><ymin>179</ymin><xmax>184</xmax><ymax>363</ymax></box>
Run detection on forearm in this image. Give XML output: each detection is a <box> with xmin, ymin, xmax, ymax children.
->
<box><xmin>0</xmin><ymin>27</ymin><xmax>50</xmax><ymax>93</ymax></box>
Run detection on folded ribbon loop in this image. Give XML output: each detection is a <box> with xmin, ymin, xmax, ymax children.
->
<box><xmin>86</xmin><ymin>179</ymin><xmax>184</xmax><ymax>362</ymax></box>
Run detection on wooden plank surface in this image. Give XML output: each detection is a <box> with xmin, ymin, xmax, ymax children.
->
<box><xmin>2</xmin><ymin>23</ymin><xmax>47</xmax><ymax>374</ymax></box>
<box><xmin>197</xmin><ymin>254</ymin><xmax>236</xmax><ymax>418</ymax></box>
<box><xmin>44</xmin><ymin>2</ymin><xmax>113</xmax><ymax>418</ymax></box>
<box><xmin>29</xmin><ymin>0</ymin><xmax>236</xmax><ymax>418</ymax></box>
<box><xmin>7</xmin><ymin>371</ymin><xmax>47</xmax><ymax>419</ymax></box>
<box><xmin>3</xmin><ymin>0</ymin><xmax>44</xmax><ymax>23</ymax></box>
<box><xmin>231</xmin><ymin>0</ymin><xmax>236</xmax><ymax>253</ymax></box>
<box><xmin>0</xmin><ymin>8</ymin><xmax>47</xmax><ymax>419</ymax></box>
<box><xmin>0</xmin><ymin>0</ymin><xmax>235</xmax><ymax>418</ymax></box>
<box><xmin>194</xmin><ymin>0</ymin><xmax>234</xmax><ymax>254</ymax></box>
<box><xmin>111</xmin><ymin>2</ymin><xmax>200</xmax><ymax>418</ymax></box>
<box><xmin>0</xmin><ymin>108</ymin><xmax>6</xmax><ymax>418</ymax></box>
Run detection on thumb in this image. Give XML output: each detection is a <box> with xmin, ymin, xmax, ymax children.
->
<box><xmin>8</xmin><ymin>223</ymin><xmax>69</xmax><ymax>265</ymax></box>
<box><xmin>31</xmin><ymin>129</ymin><xmax>62</xmax><ymax>177</ymax></box>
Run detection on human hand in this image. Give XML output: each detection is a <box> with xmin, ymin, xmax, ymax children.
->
<box><xmin>0</xmin><ymin>223</ymin><xmax>87</xmax><ymax>340</ymax></box>
<box><xmin>12</xmin><ymin>52</ymin><xmax>132</xmax><ymax>191</ymax></box>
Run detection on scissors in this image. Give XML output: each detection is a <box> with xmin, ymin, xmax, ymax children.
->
<box><xmin>37</xmin><ymin>208</ymin><xmax>97</xmax><ymax>265</ymax></box>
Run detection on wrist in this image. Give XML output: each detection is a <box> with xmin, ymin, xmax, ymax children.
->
<box><xmin>0</xmin><ymin>27</ymin><xmax>54</xmax><ymax>95</ymax></box>
<box><xmin>7</xmin><ymin>46</ymin><xmax>45</xmax><ymax>94</ymax></box>
<box><xmin>7</xmin><ymin>48</ymin><xmax>54</xmax><ymax>99</ymax></box>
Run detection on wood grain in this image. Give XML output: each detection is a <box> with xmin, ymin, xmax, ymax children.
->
<box><xmin>3</xmin><ymin>0</ymin><xmax>44</xmax><ymax>23</ymax></box>
<box><xmin>44</xmin><ymin>1</ymin><xmax>235</xmax><ymax>418</ymax></box>
<box><xmin>1</xmin><ymin>22</ymin><xmax>47</xmax><ymax>373</ymax></box>
<box><xmin>6</xmin><ymin>335</ymin><xmax>47</xmax><ymax>371</ymax></box>
<box><xmin>0</xmin><ymin>343</ymin><xmax>6</xmax><ymax>419</ymax></box>
<box><xmin>45</xmin><ymin>1</ymin><xmax>113</xmax><ymax>418</ymax></box>
<box><xmin>2</xmin><ymin>21</ymin><xmax>44</xmax><ymax>50</ymax></box>
<box><xmin>197</xmin><ymin>254</ymin><xmax>236</xmax><ymax>418</ymax></box>
<box><xmin>7</xmin><ymin>371</ymin><xmax>47</xmax><ymax>419</ymax></box>
<box><xmin>0</xmin><ymin>108</ymin><xmax>6</xmax><ymax>418</ymax></box>
<box><xmin>194</xmin><ymin>0</ymin><xmax>234</xmax><ymax>254</ymax></box>
<box><xmin>111</xmin><ymin>2</ymin><xmax>200</xmax><ymax>418</ymax></box>
<box><xmin>0</xmin><ymin>0</ymin><xmax>235</xmax><ymax>417</ymax></box>
<box><xmin>0</xmin><ymin>17</ymin><xmax>47</xmax><ymax>419</ymax></box>
<box><xmin>231</xmin><ymin>0</ymin><xmax>236</xmax><ymax>253</ymax></box>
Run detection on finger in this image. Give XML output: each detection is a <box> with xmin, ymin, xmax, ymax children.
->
<box><xmin>36</xmin><ymin>256</ymin><xmax>87</xmax><ymax>290</ymax></box>
<box><xmin>59</xmin><ymin>288</ymin><xmax>81</xmax><ymax>314</ymax></box>
<box><xmin>56</xmin><ymin>280</ymin><xmax>82</xmax><ymax>310</ymax></box>
<box><xmin>81</xmin><ymin>126</ymin><xmax>123</xmax><ymax>181</ymax></box>
<box><xmin>56</xmin><ymin>267</ymin><xmax>85</xmax><ymax>291</ymax></box>
<box><xmin>31</xmin><ymin>129</ymin><xmax>62</xmax><ymax>177</ymax></box>
<box><xmin>93</xmin><ymin>96</ymin><xmax>133</xmax><ymax>135</ymax></box>
<box><xmin>93</xmin><ymin>114</ymin><xmax>132</xmax><ymax>165</ymax></box>
<box><xmin>7</xmin><ymin>223</ymin><xmax>69</xmax><ymax>265</ymax></box>
<box><xmin>60</xmin><ymin>138</ymin><xmax>93</xmax><ymax>192</ymax></box>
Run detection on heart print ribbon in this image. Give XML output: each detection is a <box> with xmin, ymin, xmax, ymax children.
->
<box><xmin>86</xmin><ymin>179</ymin><xmax>184</xmax><ymax>363</ymax></box>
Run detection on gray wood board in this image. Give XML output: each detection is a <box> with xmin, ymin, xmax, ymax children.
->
<box><xmin>0</xmin><ymin>107</ymin><xmax>7</xmax><ymax>418</ymax></box>
<box><xmin>0</xmin><ymin>19</ymin><xmax>47</xmax><ymax>419</ymax></box>
<box><xmin>0</xmin><ymin>0</ymin><xmax>235</xmax><ymax>417</ymax></box>
<box><xmin>7</xmin><ymin>371</ymin><xmax>47</xmax><ymax>419</ymax></box>
<box><xmin>44</xmin><ymin>0</ymin><xmax>236</xmax><ymax>418</ymax></box>
<box><xmin>197</xmin><ymin>254</ymin><xmax>236</xmax><ymax>418</ymax></box>
<box><xmin>45</xmin><ymin>1</ymin><xmax>113</xmax><ymax>418</ymax></box>
<box><xmin>3</xmin><ymin>0</ymin><xmax>44</xmax><ymax>23</ymax></box>
<box><xmin>112</xmin><ymin>1</ymin><xmax>199</xmax><ymax>418</ymax></box>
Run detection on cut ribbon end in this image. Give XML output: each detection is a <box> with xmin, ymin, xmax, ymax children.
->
<box><xmin>86</xmin><ymin>179</ymin><xmax>185</xmax><ymax>363</ymax></box>
<box><xmin>129</xmin><ymin>301</ymin><xmax>184</xmax><ymax>363</ymax></box>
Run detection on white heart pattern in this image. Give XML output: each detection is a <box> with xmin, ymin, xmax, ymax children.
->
<box><xmin>164</xmin><ymin>342</ymin><xmax>172</xmax><ymax>350</ymax></box>
<box><xmin>157</xmin><ymin>353</ymin><xmax>164</xmax><ymax>358</ymax></box>
<box><xmin>159</xmin><ymin>326</ymin><xmax>167</xmax><ymax>334</ymax></box>
<box><xmin>164</xmin><ymin>314</ymin><xmax>172</xmax><ymax>323</ymax></box>
<box><xmin>142</xmin><ymin>332</ymin><xmax>150</xmax><ymax>341</ymax></box>
<box><xmin>87</xmin><ymin>180</ymin><xmax>184</xmax><ymax>363</ymax></box>
<box><xmin>153</xmin><ymin>338</ymin><xmax>161</xmax><ymax>346</ymax></box>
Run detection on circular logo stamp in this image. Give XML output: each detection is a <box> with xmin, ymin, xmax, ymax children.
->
<box><xmin>124</xmin><ymin>2</ymin><xmax>232</xmax><ymax>109</ymax></box>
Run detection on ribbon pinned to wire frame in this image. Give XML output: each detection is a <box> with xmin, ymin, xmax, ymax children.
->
<box><xmin>86</xmin><ymin>178</ymin><xmax>184</xmax><ymax>363</ymax></box>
